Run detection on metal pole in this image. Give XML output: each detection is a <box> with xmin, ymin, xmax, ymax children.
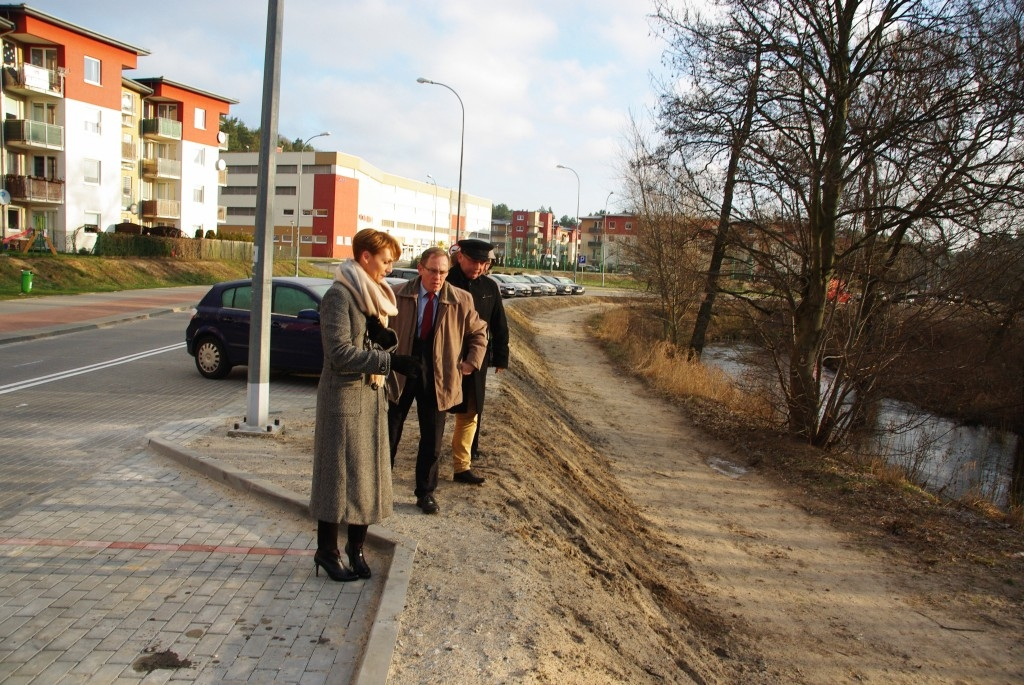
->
<box><xmin>417</xmin><ymin>78</ymin><xmax>464</xmax><ymax>243</ymax></box>
<box><xmin>245</xmin><ymin>0</ymin><xmax>284</xmax><ymax>433</ymax></box>
<box><xmin>294</xmin><ymin>131</ymin><xmax>330</xmax><ymax>277</ymax></box>
<box><xmin>427</xmin><ymin>174</ymin><xmax>438</xmax><ymax>246</ymax></box>
<box><xmin>602</xmin><ymin>190</ymin><xmax>613</xmax><ymax>287</ymax></box>
<box><xmin>556</xmin><ymin>164</ymin><xmax>580</xmax><ymax>282</ymax></box>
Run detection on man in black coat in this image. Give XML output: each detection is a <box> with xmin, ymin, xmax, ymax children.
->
<box><xmin>446</xmin><ymin>239</ymin><xmax>509</xmax><ymax>484</ymax></box>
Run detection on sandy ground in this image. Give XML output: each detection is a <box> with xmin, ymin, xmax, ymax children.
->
<box><xmin>194</xmin><ymin>297</ymin><xmax>1023</xmax><ymax>684</ymax></box>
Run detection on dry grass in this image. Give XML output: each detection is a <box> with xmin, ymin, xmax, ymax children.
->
<box><xmin>593</xmin><ymin>306</ymin><xmax>775</xmax><ymax>423</ymax></box>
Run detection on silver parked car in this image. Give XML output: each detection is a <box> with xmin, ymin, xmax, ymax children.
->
<box><xmin>519</xmin><ymin>274</ymin><xmax>558</xmax><ymax>295</ymax></box>
<box><xmin>489</xmin><ymin>273</ymin><xmax>532</xmax><ymax>296</ymax></box>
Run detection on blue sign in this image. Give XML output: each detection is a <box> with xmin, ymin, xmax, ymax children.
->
<box><xmin>578</xmin><ymin>255</ymin><xmax>586</xmax><ymax>264</ymax></box>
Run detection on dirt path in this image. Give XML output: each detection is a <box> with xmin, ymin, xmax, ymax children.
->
<box><xmin>195</xmin><ymin>298</ymin><xmax>1022</xmax><ymax>684</ymax></box>
<box><xmin>530</xmin><ymin>302</ymin><xmax>1021</xmax><ymax>684</ymax></box>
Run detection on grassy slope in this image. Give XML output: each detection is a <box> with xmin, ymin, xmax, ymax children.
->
<box><xmin>0</xmin><ymin>254</ymin><xmax>331</xmax><ymax>299</ymax></box>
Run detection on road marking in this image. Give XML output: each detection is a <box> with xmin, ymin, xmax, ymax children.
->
<box><xmin>0</xmin><ymin>343</ymin><xmax>184</xmax><ymax>395</ymax></box>
<box><xmin>0</xmin><ymin>536</ymin><xmax>313</xmax><ymax>556</ymax></box>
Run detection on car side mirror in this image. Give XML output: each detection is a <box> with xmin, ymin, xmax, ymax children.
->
<box><xmin>297</xmin><ymin>308</ymin><xmax>320</xmax><ymax>322</ymax></box>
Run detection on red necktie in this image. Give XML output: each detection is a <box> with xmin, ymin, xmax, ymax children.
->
<box><xmin>419</xmin><ymin>292</ymin><xmax>434</xmax><ymax>339</ymax></box>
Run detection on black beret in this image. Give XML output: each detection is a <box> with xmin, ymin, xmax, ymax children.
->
<box><xmin>456</xmin><ymin>239</ymin><xmax>494</xmax><ymax>261</ymax></box>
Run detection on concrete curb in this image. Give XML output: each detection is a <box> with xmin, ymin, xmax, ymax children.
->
<box><xmin>147</xmin><ymin>434</ymin><xmax>417</xmax><ymax>685</ymax></box>
<box><xmin>0</xmin><ymin>305</ymin><xmax>192</xmax><ymax>345</ymax></box>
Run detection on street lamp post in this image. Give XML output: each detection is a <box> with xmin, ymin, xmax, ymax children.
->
<box><xmin>555</xmin><ymin>164</ymin><xmax>580</xmax><ymax>282</ymax></box>
<box><xmin>602</xmin><ymin>190</ymin><xmax>613</xmax><ymax>287</ymax></box>
<box><xmin>294</xmin><ymin>131</ymin><xmax>330</xmax><ymax>276</ymax></box>
<box><xmin>417</xmin><ymin>77</ymin><xmax>464</xmax><ymax>243</ymax></box>
<box><xmin>426</xmin><ymin>173</ymin><xmax>438</xmax><ymax>246</ymax></box>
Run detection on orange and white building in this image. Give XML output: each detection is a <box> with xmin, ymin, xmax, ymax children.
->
<box><xmin>0</xmin><ymin>5</ymin><xmax>235</xmax><ymax>252</ymax></box>
<box><xmin>218</xmin><ymin>150</ymin><xmax>492</xmax><ymax>264</ymax></box>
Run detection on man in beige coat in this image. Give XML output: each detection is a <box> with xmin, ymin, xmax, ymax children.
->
<box><xmin>387</xmin><ymin>247</ymin><xmax>488</xmax><ymax>514</ymax></box>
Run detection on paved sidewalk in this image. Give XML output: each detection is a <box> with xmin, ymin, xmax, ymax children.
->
<box><xmin>0</xmin><ymin>288</ymin><xmax>413</xmax><ymax>684</ymax></box>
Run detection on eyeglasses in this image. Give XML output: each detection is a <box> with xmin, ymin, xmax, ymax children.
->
<box><xmin>421</xmin><ymin>267</ymin><xmax>449</xmax><ymax>276</ymax></box>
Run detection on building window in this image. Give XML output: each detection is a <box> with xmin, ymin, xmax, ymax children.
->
<box><xmin>122</xmin><ymin>176</ymin><xmax>133</xmax><ymax>205</ymax></box>
<box><xmin>222</xmin><ymin>186</ymin><xmax>258</xmax><ymax>195</ymax></box>
<box><xmin>194</xmin><ymin>107</ymin><xmax>206</xmax><ymax>130</ymax></box>
<box><xmin>84</xmin><ymin>159</ymin><xmax>101</xmax><ymax>185</ymax></box>
<box><xmin>194</xmin><ymin>149</ymin><xmax>206</xmax><ymax>165</ymax></box>
<box><xmin>625</xmin><ymin>222</ymin><xmax>633</xmax><ymax>231</ymax></box>
<box><xmin>193</xmin><ymin>186</ymin><xmax>205</xmax><ymax>203</ymax></box>
<box><xmin>84</xmin><ymin>56</ymin><xmax>101</xmax><ymax>85</ymax></box>
<box><xmin>226</xmin><ymin>207</ymin><xmax>257</xmax><ymax>217</ymax></box>
<box><xmin>33</xmin><ymin>155</ymin><xmax>57</xmax><ymax>179</ymax></box>
<box><xmin>83</xmin><ymin>211</ymin><xmax>101</xmax><ymax>233</ymax></box>
<box><xmin>84</xmin><ymin>109</ymin><xmax>101</xmax><ymax>134</ymax></box>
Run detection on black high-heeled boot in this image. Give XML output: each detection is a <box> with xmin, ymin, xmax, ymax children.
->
<box><xmin>313</xmin><ymin>549</ymin><xmax>359</xmax><ymax>582</ymax></box>
<box><xmin>346</xmin><ymin>524</ymin><xmax>371</xmax><ymax>579</ymax></box>
<box><xmin>315</xmin><ymin>520</ymin><xmax>358</xmax><ymax>582</ymax></box>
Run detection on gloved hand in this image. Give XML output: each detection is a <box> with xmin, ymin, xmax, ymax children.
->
<box><xmin>390</xmin><ymin>354</ymin><xmax>422</xmax><ymax>379</ymax></box>
<box><xmin>365</xmin><ymin>316</ymin><xmax>398</xmax><ymax>350</ymax></box>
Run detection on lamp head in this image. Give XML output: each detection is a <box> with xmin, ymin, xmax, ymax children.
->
<box><xmin>417</xmin><ymin>77</ymin><xmax>432</xmax><ymax>84</ymax></box>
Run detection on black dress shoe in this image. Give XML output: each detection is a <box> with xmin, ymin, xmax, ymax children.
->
<box><xmin>416</xmin><ymin>494</ymin><xmax>439</xmax><ymax>514</ymax></box>
<box><xmin>453</xmin><ymin>469</ymin><xmax>486</xmax><ymax>485</ymax></box>
<box><xmin>313</xmin><ymin>549</ymin><xmax>359</xmax><ymax>582</ymax></box>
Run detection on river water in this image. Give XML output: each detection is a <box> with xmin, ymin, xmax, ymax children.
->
<box><xmin>703</xmin><ymin>343</ymin><xmax>1019</xmax><ymax>507</ymax></box>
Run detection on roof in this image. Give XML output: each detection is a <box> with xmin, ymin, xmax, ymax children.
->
<box><xmin>0</xmin><ymin>4</ymin><xmax>150</xmax><ymax>55</ymax></box>
<box><xmin>133</xmin><ymin>76</ymin><xmax>239</xmax><ymax>105</ymax></box>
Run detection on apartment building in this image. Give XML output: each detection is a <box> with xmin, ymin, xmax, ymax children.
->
<box><xmin>0</xmin><ymin>5</ymin><xmax>234</xmax><ymax>252</ymax></box>
<box><xmin>218</xmin><ymin>150</ymin><xmax>491</xmax><ymax>265</ymax></box>
<box><xmin>578</xmin><ymin>212</ymin><xmax>638</xmax><ymax>270</ymax></box>
<box><xmin>493</xmin><ymin>209</ymin><xmax>576</xmax><ymax>268</ymax></box>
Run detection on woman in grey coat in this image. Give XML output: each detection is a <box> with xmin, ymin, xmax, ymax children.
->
<box><xmin>310</xmin><ymin>228</ymin><xmax>421</xmax><ymax>582</ymax></box>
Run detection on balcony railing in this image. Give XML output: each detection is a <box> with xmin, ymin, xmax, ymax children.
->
<box><xmin>141</xmin><ymin>157</ymin><xmax>182</xmax><ymax>180</ymax></box>
<box><xmin>217</xmin><ymin>206</ymin><xmax>227</xmax><ymax>223</ymax></box>
<box><xmin>140</xmin><ymin>117</ymin><xmax>182</xmax><ymax>140</ymax></box>
<box><xmin>217</xmin><ymin>168</ymin><xmax>227</xmax><ymax>186</ymax></box>
<box><xmin>2</xmin><ymin>63</ymin><xmax>64</xmax><ymax>97</ymax></box>
<box><xmin>3</xmin><ymin>119</ymin><xmax>64</xmax><ymax>150</ymax></box>
<box><xmin>140</xmin><ymin>199</ymin><xmax>181</xmax><ymax>220</ymax></box>
<box><xmin>122</xmin><ymin>141</ymin><xmax>137</xmax><ymax>160</ymax></box>
<box><xmin>5</xmin><ymin>175</ymin><xmax>64</xmax><ymax>203</ymax></box>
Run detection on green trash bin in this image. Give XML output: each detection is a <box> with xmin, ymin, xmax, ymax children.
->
<box><xmin>20</xmin><ymin>270</ymin><xmax>32</xmax><ymax>293</ymax></box>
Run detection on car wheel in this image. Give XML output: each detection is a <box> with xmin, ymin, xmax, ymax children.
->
<box><xmin>194</xmin><ymin>336</ymin><xmax>231</xmax><ymax>379</ymax></box>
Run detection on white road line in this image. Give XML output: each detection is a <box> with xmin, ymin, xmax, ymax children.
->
<box><xmin>0</xmin><ymin>343</ymin><xmax>184</xmax><ymax>395</ymax></box>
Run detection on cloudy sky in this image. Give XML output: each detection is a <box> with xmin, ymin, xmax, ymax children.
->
<box><xmin>32</xmin><ymin>0</ymin><xmax>674</xmax><ymax>218</ymax></box>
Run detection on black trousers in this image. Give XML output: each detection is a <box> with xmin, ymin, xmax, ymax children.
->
<box><xmin>388</xmin><ymin>339</ymin><xmax>446</xmax><ymax>498</ymax></box>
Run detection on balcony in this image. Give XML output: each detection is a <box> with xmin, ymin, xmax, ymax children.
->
<box><xmin>141</xmin><ymin>157</ymin><xmax>182</xmax><ymax>180</ymax></box>
<box><xmin>217</xmin><ymin>168</ymin><xmax>228</xmax><ymax>186</ymax></box>
<box><xmin>2</xmin><ymin>63</ymin><xmax>64</xmax><ymax>98</ymax></box>
<box><xmin>122</xmin><ymin>141</ymin><xmax>137</xmax><ymax>161</ymax></box>
<box><xmin>140</xmin><ymin>117</ymin><xmax>182</xmax><ymax>141</ymax></box>
<box><xmin>140</xmin><ymin>199</ymin><xmax>181</xmax><ymax>220</ymax></box>
<box><xmin>5</xmin><ymin>175</ymin><xmax>64</xmax><ymax>203</ymax></box>
<box><xmin>217</xmin><ymin>206</ymin><xmax>227</xmax><ymax>223</ymax></box>
<box><xmin>3</xmin><ymin>120</ymin><xmax>64</xmax><ymax>150</ymax></box>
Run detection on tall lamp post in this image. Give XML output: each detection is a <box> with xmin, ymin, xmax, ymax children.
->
<box><xmin>555</xmin><ymin>164</ymin><xmax>580</xmax><ymax>282</ymax></box>
<box><xmin>294</xmin><ymin>131</ymin><xmax>330</xmax><ymax>276</ymax></box>
<box><xmin>426</xmin><ymin>173</ymin><xmax>438</xmax><ymax>246</ymax></box>
<box><xmin>416</xmin><ymin>77</ymin><xmax>464</xmax><ymax>243</ymax></box>
<box><xmin>602</xmin><ymin>190</ymin><xmax>613</xmax><ymax>287</ymax></box>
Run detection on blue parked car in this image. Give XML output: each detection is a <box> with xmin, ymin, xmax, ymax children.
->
<box><xmin>185</xmin><ymin>277</ymin><xmax>335</xmax><ymax>379</ymax></box>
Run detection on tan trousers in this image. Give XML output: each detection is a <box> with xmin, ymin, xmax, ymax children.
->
<box><xmin>451</xmin><ymin>393</ymin><xmax>477</xmax><ymax>474</ymax></box>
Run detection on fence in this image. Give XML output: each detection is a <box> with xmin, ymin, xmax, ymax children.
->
<box><xmin>93</xmin><ymin>234</ymin><xmax>254</xmax><ymax>261</ymax></box>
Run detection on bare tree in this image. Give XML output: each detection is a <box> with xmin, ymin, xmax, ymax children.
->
<box><xmin>644</xmin><ymin>0</ymin><xmax>1024</xmax><ymax>447</ymax></box>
